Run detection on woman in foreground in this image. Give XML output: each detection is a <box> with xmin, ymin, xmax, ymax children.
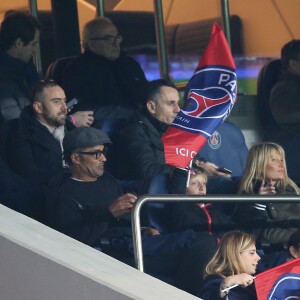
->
<box><xmin>199</xmin><ymin>231</ymin><xmax>260</xmax><ymax>300</ymax></box>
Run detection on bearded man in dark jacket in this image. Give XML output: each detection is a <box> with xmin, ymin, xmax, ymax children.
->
<box><xmin>62</xmin><ymin>17</ymin><xmax>148</xmax><ymax>122</ymax></box>
<box><xmin>6</xmin><ymin>81</ymin><xmax>68</xmax><ymax>185</ymax></box>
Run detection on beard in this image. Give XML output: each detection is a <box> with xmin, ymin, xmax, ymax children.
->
<box><xmin>43</xmin><ymin>110</ymin><xmax>66</xmax><ymax>128</ymax></box>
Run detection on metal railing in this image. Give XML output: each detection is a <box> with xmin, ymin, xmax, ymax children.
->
<box><xmin>131</xmin><ymin>195</ymin><xmax>300</xmax><ymax>272</ymax></box>
<box><xmin>28</xmin><ymin>0</ymin><xmax>42</xmax><ymax>75</ymax></box>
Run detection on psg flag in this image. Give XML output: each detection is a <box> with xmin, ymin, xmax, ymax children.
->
<box><xmin>162</xmin><ymin>23</ymin><xmax>237</xmax><ymax>168</ymax></box>
<box><xmin>255</xmin><ymin>258</ymin><xmax>300</xmax><ymax>300</ymax></box>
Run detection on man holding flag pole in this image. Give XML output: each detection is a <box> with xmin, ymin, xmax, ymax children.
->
<box><xmin>118</xmin><ymin>23</ymin><xmax>237</xmax><ymax>195</ymax></box>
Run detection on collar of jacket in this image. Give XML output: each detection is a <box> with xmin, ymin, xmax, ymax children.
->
<box><xmin>19</xmin><ymin>106</ymin><xmax>65</xmax><ymax>151</ymax></box>
<box><xmin>83</xmin><ymin>48</ymin><xmax>124</xmax><ymax>66</ymax></box>
<box><xmin>0</xmin><ymin>50</ymin><xmax>28</xmax><ymax>80</ymax></box>
<box><xmin>138</xmin><ymin>108</ymin><xmax>168</xmax><ymax>135</ymax></box>
<box><xmin>279</xmin><ymin>70</ymin><xmax>300</xmax><ymax>82</ymax></box>
<box><xmin>148</xmin><ymin>113</ymin><xmax>168</xmax><ymax>134</ymax></box>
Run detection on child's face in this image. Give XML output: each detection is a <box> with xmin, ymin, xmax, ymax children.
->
<box><xmin>186</xmin><ymin>174</ymin><xmax>207</xmax><ymax>195</ymax></box>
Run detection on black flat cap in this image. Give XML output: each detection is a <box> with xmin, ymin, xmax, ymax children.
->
<box><xmin>63</xmin><ymin>127</ymin><xmax>111</xmax><ymax>153</ymax></box>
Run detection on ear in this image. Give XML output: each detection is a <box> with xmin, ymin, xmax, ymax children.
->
<box><xmin>289</xmin><ymin>246</ymin><xmax>298</xmax><ymax>259</ymax></box>
<box><xmin>71</xmin><ymin>153</ymin><xmax>81</xmax><ymax>165</ymax></box>
<box><xmin>147</xmin><ymin>100</ymin><xmax>156</xmax><ymax>114</ymax></box>
<box><xmin>289</xmin><ymin>59</ymin><xmax>298</xmax><ymax>71</ymax></box>
<box><xmin>87</xmin><ymin>40</ymin><xmax>96</xmax><ymax>52</ymax></box>
<box><xmin>14</xmin><ymin>37</ymin><xmax>24</xmax><ymax>48</ymax></box>
<box><xmin>32</xmin><ymin>101</ymin><xmax>43</xmax><ymax>114</ymax></box>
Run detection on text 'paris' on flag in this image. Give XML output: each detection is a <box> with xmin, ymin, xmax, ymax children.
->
<box><xmin>162</xmin><ymin>23</ymin><xmax>237</xmax><ymax>169</ymax></box>
<box><xmin>255</xmin><ymin>258</ymin><xmax>300</xmax><ymax>300</ymax></box>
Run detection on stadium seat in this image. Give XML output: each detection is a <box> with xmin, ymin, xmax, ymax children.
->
<box><xmin>0</xmin><ymin>164</ymin><xmax>47</xmax><ymax>223</ymax></box>
<box><xmin>45</xmin><ymin>56</ymin><xmax>75</xmax><ymax>85</ymax></box>
<box><xmin>139</xmin><ymin>174</ymin><xmax>170</xmax><ymax>233</ymax></box>
<box><xmin>0</xmin><ymin>118</ymin><xmax>19</xmax><ymax>165</ymax></box>
<box><xmin>257</xmin><ymin>59</ymin><xmax>281</xmax><ymax>140</ymax></box>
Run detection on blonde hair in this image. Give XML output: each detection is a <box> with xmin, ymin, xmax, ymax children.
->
<box><xmin>238</xmin><ymin>142</ymin><xmax>299</xmax><ymax>194</ymax></box>
<box><xmin>204</xmin><ymin>231</ymin><xmax>256</xmax><ymax>278</ymax></box>
<box><xmin>189</xmin><ymin>166</ymin><xmax>208</xmax><ymax>182</ymax></box>
<box><xmin>82</xmin><ymin>17</ymin><xmax>113</xmax><ymax>50</ymax></box>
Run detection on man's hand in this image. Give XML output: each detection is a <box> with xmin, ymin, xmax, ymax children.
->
<box><xmin>70</xmin><ymin>111</ymin><xmax>94</xmax><ymax>127</ymax></box>
<box><xmin>200</xmin><ymin>161</ymin><xmax>230</xmax><ymax>177</ymax></box>
<box><xmin>108</xmin><ymin>193</ymin><xmax>137</xmax><ymax>218</ymax></box>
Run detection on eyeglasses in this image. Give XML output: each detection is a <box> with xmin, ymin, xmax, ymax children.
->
<box><xmin>77</xmin><ymin>148</ymin><xmax>108</xmax><ymax>159</ymax></box>
<box><xmin>90</xmin><ymin>34</ymin><xmax>123</xmax><ymax>45</ymax></box>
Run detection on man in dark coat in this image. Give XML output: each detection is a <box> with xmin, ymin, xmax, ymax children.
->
<box><xmin>270</xmin><ymin>39</ymin><xmax>300</xmax><ymax>138</ymax></box>
<box><xmin>61</xmin><ymin>17</ymin><xmax>148</xmax><ymax>122</ymax></box>
<box><xmin>6</xmin><ymin>80</ymin><xmax>68</xmax><ymax>185</ymax></box>
<box><xmin>47</xmin><ymin>126</ymin><xmax>218</xmax><ymax>296</ymax></box>
<box><xmin>0</xmin><ymin>11</ymin><xmax>93</xmax><ymax>130</ymax></box>
<box><xmin>116</xmin><ymin>79</ymin><xmax>229</xmax><ymax>184</ymax></box>
<box><xmin>116</xmin><ymin>79</ymin><xmax>180</xmax><ymax>181</ymax></box>
<box><xmin>0</xmin><ymin>11</ymin><xmax>40</xmax><ymax>122</ymax></box>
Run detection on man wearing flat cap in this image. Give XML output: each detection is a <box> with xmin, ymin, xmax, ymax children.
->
<box><xmin>47</xmin><ymin>126</ymin><xmax>217</xmax><ymax>296</ymax></box>
<box><xmin>48</xmin><ymin>126</ymin><xmax>137</xmax><ymax>246</ymax></box>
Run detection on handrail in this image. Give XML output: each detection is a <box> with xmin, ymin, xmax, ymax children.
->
<box><xmin>96</xmin><ymin>0</ymin><xmax>105</xmax><ymax>17</ymax></box>
<box><xmin>28</xmin><ymin>0</ymin><xmax>42</xmax><ymax>75</ymax></box>
<box><xmin>175</xmin><ymin>81</ymin><xmax>188</xmax><ymax>92</ymax></box>
<box><xmin>153</xmin><ymin>0</ymin><xmax>169</xmax><ymax>80</ymax></box>
<box><xmin>220</xmin><ymin>0</ymin><xmax>232</xmax><ymax>49</ymax></box>
<box><xmin>131</xmin><ymin>195</ymin><xmax>300</xmax><ymax>272</ymax></box>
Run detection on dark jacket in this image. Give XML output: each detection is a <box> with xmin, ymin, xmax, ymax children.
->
<box><xmin>234</xmin><ymin>180</ymin><xmax>300</xmax><ymax>243</ymax></box>
<box><xmin>270</xmin><ymin>71</ymin><xmax>300</xmax><ymax>130</ymax></box>
<box><xmin>6</xmin><ymin>106</ymin><xmax>65</xmax><ymax>184</ymax></box>
<box><xmin>61</xmin><ymin>50</ymin><xmax>148</xmax><ymax>113</ymax></box>
<box><xmin>0</xmin><ymin>51</ymin><xmax>34</xmax><ymax>121</ymax></box>
<box><xmin>169</xmin><ymin>201</ymin><xmax>233</xmax><ymax>237</ymax></box>
<box><xmin>199</xmin><ymin>275</ymin><xmax>257</xmax><ymax>300</ymax></box>
<box><xmin>47</xmin><ymin>170</ymin><xmax>131</xmax><ymax>247</ymax></box>
<box><xmin>116</xmin><ymin>109</ymin><xmax>174</xmax><ymax>180</ymax></box>
<box><xmin>270</xmin><ymin>71</ymin><xmax>300</xmax><ymax>142</ymax></box>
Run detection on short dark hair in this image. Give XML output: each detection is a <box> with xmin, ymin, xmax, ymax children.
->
<box><xmin>0</xmin><ymin>11</ymin><xmax>41</xmax><ymax>50</ymax></box>
<box><xmin>288</xmin><ymin>229</ymin><xmax>300</xmax><ymax>249</ymax></box>
<box><xmin>281</xmin><ymin>39</ymin><xmax>300</xmax><ymax>71</ymax></box>
<box><xmin>30</xmin><ymin>80</ymin><xmax>60</xmax><ymax>104</ymax></box>
<box><xmin>146</xmin><ymin>79</ymin><xmax>176</xmax><ymax>103</ymax></box>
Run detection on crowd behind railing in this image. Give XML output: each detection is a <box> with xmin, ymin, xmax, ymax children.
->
<box><xmin>1</xmin><ymin>10</ymin><xmax>300</xmax><ymax>300</ymax></box>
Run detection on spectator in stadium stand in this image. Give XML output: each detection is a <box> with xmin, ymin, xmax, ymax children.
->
<box><xmin>270</xmin><ymin>39</ymin><xmax>300</xmax><ymax>140</ymax></box>
<box><xmin>199</xmin><ymin>231</ymin><xmax>260</xmax><ymax>300</ymax></box>
<box><xmin>235</xmin><ymin>142</ymin><xmax>300</xmax><ymax>244</ymax></box>
<box><xmin>0</xmin><ymin>10</ymin><xmax>92</xmax><ymax>129</ymax></box>
<box><xmin>5</xmin><ymin>80</ymin><xmax>91</xmax><ymax>185</ymax></box>
<box><xmin>61</xmin><ymin>16</ymin><xmax>149</xmax><ymax>123</ymax></box>
<box><xmin>46</xmin><ymin>126</ymin><xmax>218</xmax><ymax>296</ymax></box>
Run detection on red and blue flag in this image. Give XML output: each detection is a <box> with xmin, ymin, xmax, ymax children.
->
<box><xmin>255</xmin><ymin>258</ymin><xmax>300</xmax><ymax>300</ymax></box>
<box><xmin>162</xmin><ymin>23</ymin><xmax>237</xmax><ymax>168</ymax></box>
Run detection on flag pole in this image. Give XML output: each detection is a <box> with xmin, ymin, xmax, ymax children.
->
<box><xmin>186</xmin><ymin>160</ymin><xmax>193</xmax><ymax>188</ymax></box>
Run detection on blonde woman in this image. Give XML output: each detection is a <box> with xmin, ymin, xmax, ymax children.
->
<box><xmin>235</xmin><ymin>142</ymin><xmax>300</xmax><ymax>244</ymax></box>
<box><xmin>199</xmin><ymin>231</ymin><xmax>260</xmax><ymax>300</ymax></box>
